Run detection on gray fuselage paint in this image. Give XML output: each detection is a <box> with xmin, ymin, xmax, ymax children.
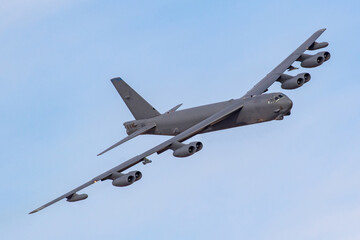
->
<box><xmin>124</xmin><ymin>92</ymin><xmax>293</xmax><ymax>136</ymax></box>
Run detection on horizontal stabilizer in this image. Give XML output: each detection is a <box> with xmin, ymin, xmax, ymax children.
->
<box><xmin>97</xmin><ymin>123</ymin><xmax>156</xmax><ymax>156</ymax></box>
<box><xmin>165</xmin><ymin>104</ymin><xmax>182</xmax><ymax>114</ymax></box>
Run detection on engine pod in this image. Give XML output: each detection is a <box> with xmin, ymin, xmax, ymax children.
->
<box><xmin>66</xmin><ymin>193</ymin><xmax>88</xmax><ymax>202</ymax></box>
<box><xmin>308</xmin><ymin>41</ymin><xmax>329</xmax><ymax>50</ymax></box>
<box><xmin>112</xmin><ymin>174</ymin><xmax>135</xmax><ymax>187</ymax></box>
<box><xmin>189</xmin><ymin>141</ymin><xmax>203</xmax><ymax>152</ymax></box>
<box><xmin>281</xmin><ymin>76</ymin><xmax>305</xmax><ymax>89</ymax></box>
<box><xmin>300</xmin><ymin>54</ymin><xmax>324</xmax><ymax>68</ymax></box>
<box><xmin>173</xmin><ymin>144</ymin><xmax>196</xmax><ymax>157</ymax></box>
<box><xmin>128</xmin><ymin>170</ymin><xmax>142</xmax><ymax>181</ymax></box>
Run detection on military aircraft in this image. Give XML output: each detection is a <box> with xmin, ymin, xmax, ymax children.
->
<box><xmin>29</xmin><ymin>28</ymin><xmax>330</xmax><ymax>214</ymax></box>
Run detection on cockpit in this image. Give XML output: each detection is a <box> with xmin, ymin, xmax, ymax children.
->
<box><xmin>268</xmin><ymin>94</ymin><xmax>284</xmax><ymax>104</ymax></box>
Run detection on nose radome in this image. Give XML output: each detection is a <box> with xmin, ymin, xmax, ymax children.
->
<box><xmin>284</xmin><ymin>96</ymin><xmax>293</xmax><ymax>110</ymax></box>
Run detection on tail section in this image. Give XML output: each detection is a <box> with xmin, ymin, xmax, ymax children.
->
<box><xmin>111</xmin><ymin>77</ymin><xmax>160</xmax><ymax>120</ymax></box>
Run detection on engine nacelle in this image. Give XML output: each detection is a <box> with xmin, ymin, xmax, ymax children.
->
<box><xmin>173</xmin><ymin>144</ymin><xmax>196</xmax><ymax>157</ymax></box>
<box><xmin>189</xmin><ymin>141</ymin><xmax>203</xmax><ymax>152</ymax></box>
<box><xmin>281</xmin><ymin>77</ymin><xmax>304</xmax><ymax>90</ymax></box>
<box><xmin>278</xmin><ymin>73</ymin><xmax>310</xmax><ymax>90</ymax></box>
<box><xmin>297</xmin><ymin>72</ymin><xmax>311</xmax><ymax>83</ymax></box>
<box><xmin>318</xmin><ymin>51</ymin><xmax>331</xmax><ymax>62</ymax></box>
<box><xmin>308</xmin><ymin>41</ymin><xmax>329</xmax><ymax>50</ymax></box>
<box><xmin>112</xmin><ymin>173</ymin><xmax>135</xmax><ymax>187</ymax></box>
<box><xmin>128</xmin><ymin>170</ymin><xmax>142</xmax><ymax>182</ymax></box>
<box><xmin>299</xmin><ymin>53</ymin><xmax>324</xmax><ymax>68</ymax></box>
<box><xmin>66</xmin><ymin>193</ymin><xmax>88</xmax><ymax>202</ymax></box>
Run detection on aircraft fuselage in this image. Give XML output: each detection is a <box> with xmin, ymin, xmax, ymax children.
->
<box><xmin>124</xmin><ymin>92</ymin><xmax>293</xmax><ymax>136</ymax></box>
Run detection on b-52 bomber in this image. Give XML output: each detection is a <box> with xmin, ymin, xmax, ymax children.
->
<box><xmin>30</xmin><ymin>28</ymin><xmax>330</xmax><ymax>214</ymax></box>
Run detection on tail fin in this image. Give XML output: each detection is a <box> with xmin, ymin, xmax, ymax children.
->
<box><xmin>111</xmin><ymin>77</ymin><xmax>160</xmax><ymax>120</ymax></box>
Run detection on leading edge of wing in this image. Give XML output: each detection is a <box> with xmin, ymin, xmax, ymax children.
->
<box><xmin>29</xmin><ymin>101</ymin><xmax>244</xmax><ymax>214</ymax></box>
<box><xmin>29</xmin><ymin>180</ymin><xmax>95</xmax><ymax>214</ymax></box>
<box><xmin>243</xmin><ymin>28</ymin><xmax>326</xmax><ymax>97</ymax></box>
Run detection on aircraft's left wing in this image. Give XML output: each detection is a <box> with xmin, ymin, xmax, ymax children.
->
<box><xmin>243</xmin><ymin>28</ymin><xmax>327</xmax><ymax>97</ymax></box>
<box><xmin>29</xmin><ymin>101</ymin><xmax>243</xmax><ymax>214</ymax></box>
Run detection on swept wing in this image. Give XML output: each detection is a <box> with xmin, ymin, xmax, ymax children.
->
<box><xmin>29</xmin><ymin>102</ymin><xmax>243</xmax><ymax>214</ymax></box>
<box><xmin>243</xmin><ymin>28</ymin><xmax>326</xmax><ymax>97</ymax></box>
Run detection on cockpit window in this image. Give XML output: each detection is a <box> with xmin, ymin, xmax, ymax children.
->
<box><xmin>268</xmin><ymin>94</ymin><xmax>283</xmax><ymax>104</ymax></box>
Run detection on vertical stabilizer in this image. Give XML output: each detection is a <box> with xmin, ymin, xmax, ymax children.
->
<box><xmin>111</xmin><ymin>77</ymin><xmax>161</xmax><ymax>120</ymax></box>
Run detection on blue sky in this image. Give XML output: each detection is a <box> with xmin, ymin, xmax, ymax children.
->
<box><xmin>1</xmin><ymin>0</ymin><xmax>360</xmax><ymax>239</ymax></box>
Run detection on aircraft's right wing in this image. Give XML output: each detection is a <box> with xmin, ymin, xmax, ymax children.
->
<box><xmin>29</xmin><ymin>100</ymin><xmax>244</xmax><ymax>214</ymax></box>
<box><xmin>243</xmin><ymin>28</ymin><xmax>327</xmax><ymax>98</ymax></box>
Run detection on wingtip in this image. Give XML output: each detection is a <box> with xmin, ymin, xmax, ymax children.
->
<box><xmin>97</xmin><ymin>151</ymin><xmax>105</xmax><ymax>156</ymax></box>
<box><xmin>319</xmin><ymin>28</ymin><xmax>327</xmax><ymax>32</ymax></box>
<box><xmin>110</xmin><ymin>77</ymin><xmax>123</xmax><ymax>82</ymax></box>
<box><xmin>29</xmin><ymin>209</ymin><xmax>38</xmax><ymax>214</ymax></box>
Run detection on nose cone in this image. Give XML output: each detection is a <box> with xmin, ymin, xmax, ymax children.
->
<box><xmin>284</xmin><ymin>96</ymin><xmax>293</xmax><ymax>110</ymax></box>
<box><xmin>272</xmin><ymin>93</ymin><xmax>293</xmax><ymax>119</ymax></box>
<box><xmin>281</xmin><ymin>95</ymin><xmax>293</xmax><ymax>115</ymax></box>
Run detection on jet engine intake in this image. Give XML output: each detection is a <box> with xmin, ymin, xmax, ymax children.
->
<box><xmin>297</xmin><ymin>72</ymin><xmax>311</xmax><ymax>83</ymax></box>
<box><xmin>298</xmin><ymin>53</ymin><xmax>324</xmax><ymax>68</ymax></box>
<box><xmin>172</xmin><ymin>143</ymin><xmax>196</xmax><ymax>157</ymax></box>
<box><xmin>319</xmin><ymin>51</ymin><xmax>331</xmax><ymax>61</ymax></box>
<box><xmin>281</xmin><ymin>77</ymin><xmax>304</xmax><ymax>90</ymax></box>
<box><xmin>189</xmin><ymin>141</ymin><xmax>203</xmax><ymax>152</ymax></box>
<box><xmin>112</xmin><ymin>173</ymin><xmax>135</xmax><ymax>187</ymax></box>
<box><xmin>278</xmin><ymin>73</ymin><xmax>310</xmax><ymax>90</ymax></box>
<box><xmin>129</xmin><ymin>170</ymin><xmax>142</xmax><ymax>182</ymax></box>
